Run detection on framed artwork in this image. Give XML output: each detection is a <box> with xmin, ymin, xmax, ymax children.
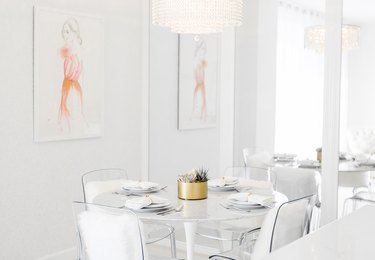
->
<box><xmin>34</xmin><ymin>7</ymin><xmax>104</xmax><ymax>142</ymax></box>
<box><xmin>178</xmin><ymin>34</ymin><xmax>219</xmax><ymax>130</ymax></box>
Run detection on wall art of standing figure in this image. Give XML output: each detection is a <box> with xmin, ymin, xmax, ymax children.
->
<box><xmin>34</xmin><ymin>7</ymin><xmax>104</xmax><ymax>141</ymax></box>
<box><xmin>178</xmin><ymin>35</ymin><xmax>219</xmax><ymax>130</ymax></box>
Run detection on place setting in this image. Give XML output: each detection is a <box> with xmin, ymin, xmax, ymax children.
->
<box><xmin>274</xmin><ymin>153</ymin><xmax>297</xmax><ymax>163</ymax></box>
<box><xmin>221</xmin><ymin>192</ymin><xmax>276</xmax><ymax>213</ymax></box>
<box><xmin>123</xmin><ymin>194</ymin><xmax>176</xmax><ymax>214</ymax></box>
<box><xmin>121</xmin><ymin>180</ymin><xmax>167</xmax><ymax>195</ymax></box>
<box><xmin>208</xmin><ymin>176</ymin><xmax>239</xmax><ymax>192</ymax></box>
<box><xmin>297</xmin><ymin>159</ymin><xmax>321</xmax><ymax>169</ymax></box>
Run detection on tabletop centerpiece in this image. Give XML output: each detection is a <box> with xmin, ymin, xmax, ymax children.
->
<box><xmin>178</xmin><ymin>168</ymin><xmax>209</xmax><ymax>200</ymax></box>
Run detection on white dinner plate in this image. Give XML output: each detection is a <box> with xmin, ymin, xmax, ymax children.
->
<box><xmin>274</xmin><ymin>153</ymin><xmax>297</xmax><ymax>159</ymax></box>
<box><xmin>122</xmin><ymin>181</ymin><xmax>160</xmax><ymax>191</ymax></box>
<box><xmin>227</xmin><ymin>198</ymin><xmax>261</xmax><ymax>206</ymax></box>
<box><xmin>275</xmin><ymin>158</ymin><xmax>295</xmax><ymax>162</ymax></box>
<box><xmin>358</xmin><ymin>162</ymin><xmax>375</xmax><ymax>167</ymax></box>
<box><xmin>298</xmin><ymin>164</ymin><xmax>321</xmax><ymax>169</ymax></box>
<box><xmin>209</xmin><ymin>184</ymin><xmax>238</xmax><ymax>192</ymax></box>
<box><xmin>225</xmin><ymin>200</ymin><xmax>265</xmax><ymax>209</ymax></box>
<box><xmin>122</xmin><ymin>186</ymin><xmax>161</xmax><ymax>194</ymax></box>
<box><xmin>127</xmin><ymin>205</ymin><xmax>173</xmax><ymax>213</ymax></box>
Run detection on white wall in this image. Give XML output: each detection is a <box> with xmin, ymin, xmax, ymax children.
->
<box><xmin>234</xmin><ymin>0</ymin><xmax>278</xmax><ymax>164</ymax></box>
<box><xmin>0</xmin><ymin>0</ymin><xmax>144</xmax><ymax>259</ymax></box>
<box><xmin>347</xmin><ymin>23</ymin><xmax>375</xmax><ymax>129</ymax></box>
<box><xmin>148</xmin><ymin>24</ymin><xmax>236</xmax><ymax>183</ymax></box>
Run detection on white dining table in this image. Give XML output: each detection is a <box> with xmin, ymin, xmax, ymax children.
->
<box><xmin>94</xmin><ymin>185</ymin><xmax>287</xmax><ymax>260</ymax></box>
<box><xmin>279</xmin><ymin>160</ymin><xmax>374</xmax><ymax>188</ymax></box>
<box><xmin>261</xmin><ymin>205</ymin><xmax>375</xmax><ymax>260</ymax></box>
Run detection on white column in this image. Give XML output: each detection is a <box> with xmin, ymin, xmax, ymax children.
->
<box><xmin>141</xmin><ymin>0</ymin><xmax>150</xmax><ymax>181</ymax></box>
<box><xmin>321</xmin><ymin>0</ymin><xmax>343</xmax><ymax>225</ymax></box>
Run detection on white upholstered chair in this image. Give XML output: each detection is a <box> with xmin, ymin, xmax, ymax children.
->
<box><xmin>73</xmin><ymin>201</ymin><xmax>177</xmax><ymax>260</ymax></box>
<box><xmin>81</xmin><ymin>168</ymin><xmax>176</xmax><ymax>258</ymax></box>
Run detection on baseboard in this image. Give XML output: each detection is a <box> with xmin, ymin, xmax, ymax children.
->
<box><xmin>35</xmin><ymin>247</ymin><xmax>75</xmax><ymax>260</ymax></box>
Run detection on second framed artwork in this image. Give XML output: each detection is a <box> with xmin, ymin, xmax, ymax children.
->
<box><xmin>178</xmin><ymin>34</ymin><xmax>220</xmax><ymax>130</ymax></box>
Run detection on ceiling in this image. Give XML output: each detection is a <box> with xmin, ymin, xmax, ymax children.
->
<box><xmin>291</xmin><ymin>0</ymin><xmax>375</xmax><ymax>24</ymax></box>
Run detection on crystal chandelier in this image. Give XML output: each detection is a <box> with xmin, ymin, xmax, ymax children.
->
<box><xmin>152</xmin><ymin>0</ymin><xmax>243</xmax><ymax>34</ymax></box>
<box><xmin>305</xmin><ymin>25</ymin><xmax>360</xmax><ymax>53</ymax></box>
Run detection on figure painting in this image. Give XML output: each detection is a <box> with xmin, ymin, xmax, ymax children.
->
<box><xmin>179</xmin><ymin>35</ymin><xmax>218</xmax><ymax>130</ymax></box>
<box><xmin>34</xmin><ymin>7</ymin><xmax>104</xmax><ymax>141</ymax></box>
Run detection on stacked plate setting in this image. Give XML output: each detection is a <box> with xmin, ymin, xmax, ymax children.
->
<box><xmin>122</xmin><ymin>180</ymin><xmax>162</xmax><ymax>194</ymax></box>
<box><xmin>208</xmin><ymin>177</ymin><xmax>239</xmax><ymax>191</ymax></box>
<box><xmin>223</xmin><ymin>192</ymin><xmax>275</xmax><ymax>211</ymax></box>
<box><xmin>358</xmin><ymin>159</ymin><xmax>375</xmax><ymax>167</ymax></box>
<box><xmin>297</xmin><ymin>159</ymin><xmax>321</xmax><ymax>168</ymax></box>
<box><xmin>274</xmin><ymin>153</ymin><xmax>297</xmax><ymax>163</ymax></box>
<box><xmin>124</xmin><ymin>195</ymin><xmax>172</xmax><ymax>213</ymax></box>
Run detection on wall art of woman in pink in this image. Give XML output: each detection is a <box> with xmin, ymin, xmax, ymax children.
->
<box><xmin>59</xmin><ymin>17</ymin><xmax>84</xmax><ymax>132</ymax></box>
<box><xmin>192</xmin><ymin>37</ymin><xmax>208</xmax><ymax>122</ymax></box>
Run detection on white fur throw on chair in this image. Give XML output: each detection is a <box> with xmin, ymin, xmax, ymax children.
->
<box><xmin>78</xmin><ymin>209</ymin><xmax>148</xmax><ymax>260</ymax></box>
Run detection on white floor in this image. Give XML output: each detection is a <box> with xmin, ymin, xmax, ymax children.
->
<box><xmin>148</xmin><ymin>243</ymin><xmax>210</xmax><ymax>260</ymax></box>
<box><xmin>147</xmin><ymin>225</ymin><xmax>223</xmax><ymax>260</ymax></box>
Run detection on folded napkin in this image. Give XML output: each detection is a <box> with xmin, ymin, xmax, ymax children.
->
<box><xmin>229</xmin><ymin>192</ymin><xmax>275</xmax><ymax>206</ymax></box>
<box><xmin>124</xmin><ymin>195</ymin><xmax>168</xmax><ymax>210</ymax></box>
<box><xmin>208</xmin><ymin>177</ymin><xmax>238</xmax><ymax>187</ymax></box>
<box><xmin>237</xmin><ymin>179</ymin><xmax>274</xmax><ymax>195</ymax></box>
<box><xmin>122</xmin><ymin>180</ymin><xmax>159</xmax><ymax>190</ymax></box>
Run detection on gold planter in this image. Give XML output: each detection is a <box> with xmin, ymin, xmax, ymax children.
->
<box><xmin>316</xmin><ymin>148</ymin><xmax>322</xmax><ymax>163</ymax></box>
<box><xmin>178</xmin><ymin>181</ymin><xmax>208</xmax><ymax>200</ymax></box>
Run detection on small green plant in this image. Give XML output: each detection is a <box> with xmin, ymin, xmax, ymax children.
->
<box><xmin>178</xmin><ymin>168</ymin><xmax>209</xmax><ymax>183</ymax></box>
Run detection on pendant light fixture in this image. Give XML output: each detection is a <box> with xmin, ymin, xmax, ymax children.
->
<box><xmin>152</xmin><ymin>0</ymin><xmax>243</xmax><ymax>34</ymax></box>
<box><xmin>305</xmin><ymin>24</ymin><xmax>360</xmax><ymax>53</ymax></box>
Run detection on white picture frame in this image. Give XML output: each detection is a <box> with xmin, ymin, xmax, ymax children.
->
<box><xmin>178</xmin><ymin>34</ymin><xmax>220</xmax><ymax>130</ymax></box>
<box><xmin>34</xmin><ymin>6</ymin><xmax>104</xmax><ymax>142</ymax></box>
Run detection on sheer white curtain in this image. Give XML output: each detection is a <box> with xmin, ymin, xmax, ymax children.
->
<box><xmin>275</xmin><ymin>4</ymin><xmax>325</xmax><ymax>159</ymax></box>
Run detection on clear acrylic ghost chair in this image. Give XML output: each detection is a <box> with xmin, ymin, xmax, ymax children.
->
<box><xmin>343</xmin><ymin>191</ymin><xmax>375</xmax><ymax>216</ymax></box>
<box><xmin>209</xmin><ymin>195</ymin><xmax>317</xmax><ymax>260</ymax></box>
<box><xmin>81</xmin><ymin>168</ymin><xmax>176</xmax><ymax>258</ymax></box>
<box><xmin>225</xmin><ymin>166</ymin><xmax>270</xmax><ymax>182</ymax></box>
<box><xmin>271</xmin><ymin>167</ymin><xmax>321</xmax><ymax>231</ymax></box>
<box><xmin>338</xmin><ymin>170</ymin><xmax>371</xmax><ymax>194</ymax></box>
<box><xmin>82</xmin><ymin>168</ymin><xmax>129</xmax><ymax>203</ymax></box>
<box><xmin>196</xmin><ymin>166</ymin><xmax>274</xmax><ymax>250</ymax></box>
<box><xmin>242</xmin><ymin>148</ymin><xmax>273</xmax><ymax>182</ymax></box>
<box><xmin>73</xmin><ymin>201</ymin><xmax>177</xmax><ymax>260</ymax></box>
<box><xmin>242</xmin><ymin>148</ymin><xmax>274</xmax><ymax>167</ymax></box>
